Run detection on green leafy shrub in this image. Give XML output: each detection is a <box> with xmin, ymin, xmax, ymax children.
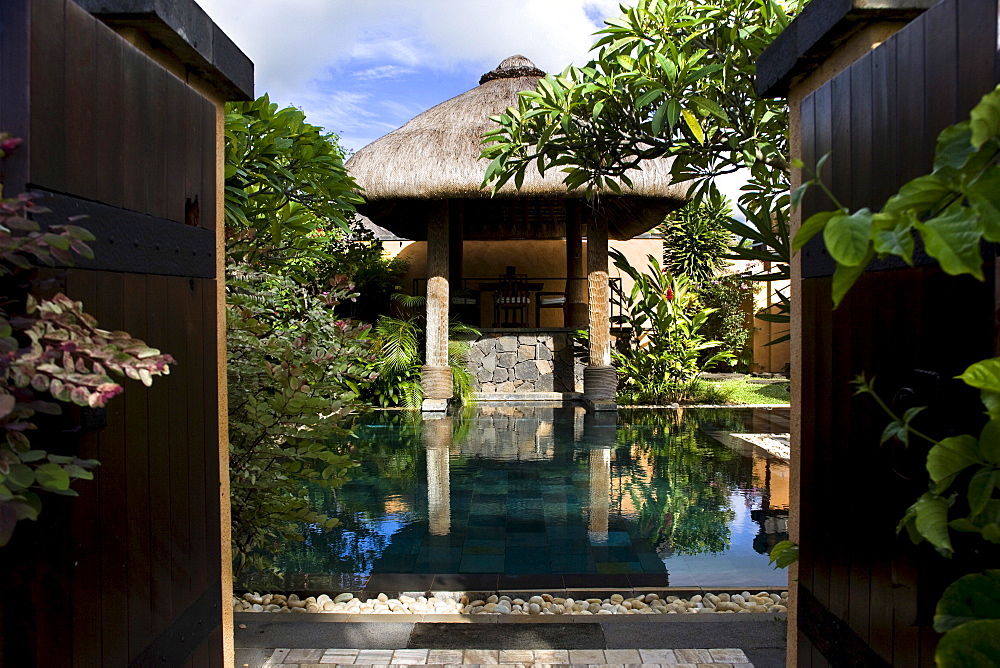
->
<box><xmin>226</xmin><ymin>268</ymin><xmax>373</xmax><ymax>576</ymax></box>
<box><xmin>224</xmin><ymin>95</ymin><xmax>362</xmax><ymax>270</ymax></box>
<box><xmin>362</xmin><ymin>295</ymin><xmax>478</xmax><ymax>408</ymax></box>
<box><xmin>311</xmin><ymin>219</ymin><xmax>409</xmax><ymax>323</ymax></box>
<box><xmin>610</xmin><ymin>249</ymin><xmax>733</xmax><ymax>404</ymax></box>
<box><xmin>660</xmin><ymin>194</ymin><xmax>733</xmax><ymax>282</ymax></box>
<box><xmin>696</xmin><ymin>274</ymin><xmax>756</xmax><ymax>371</ymax></box>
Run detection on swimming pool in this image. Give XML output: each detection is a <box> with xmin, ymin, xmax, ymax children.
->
<box><xmin>272</xmin><ymin>405</ymin><xmax>789</xmax><ymax>590</ymax></box>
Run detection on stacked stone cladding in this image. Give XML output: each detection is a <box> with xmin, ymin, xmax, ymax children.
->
<box><xmin>467</xmin><ymin>333</ymin><xmax>584</xmax><ymax>393</ymax></box>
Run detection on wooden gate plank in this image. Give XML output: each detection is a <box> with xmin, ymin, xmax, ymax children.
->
<box><xmin>123</xmin><ymin>273</ymin><xmax>153</xmax><ymax>659</ymax></box>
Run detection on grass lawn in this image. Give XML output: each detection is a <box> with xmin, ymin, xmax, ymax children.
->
<box><xmin>699</xmin><ymin>379</ymin><xmax>790</xmax><ymax>405</ymax></box>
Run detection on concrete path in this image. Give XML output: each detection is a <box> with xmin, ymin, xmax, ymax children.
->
<box><xmin>234</xmin><ymin>615</ymin><xmax>786</xmax><ymax>668</ymax></box>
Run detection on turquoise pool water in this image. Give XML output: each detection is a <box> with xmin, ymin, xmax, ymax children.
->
<box><xmin>275</xmin><ymin>406</ymin><xmax>790</xmax><ymax>589</ymax></box>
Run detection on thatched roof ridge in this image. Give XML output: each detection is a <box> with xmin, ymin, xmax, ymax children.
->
<box><xmin>347</xmin><ymin>56</ymin><xmax>683</xmax><ymax>201</ymax></box>
<box><xmin>345</xmin><ymin>56</ymin><xmax>687</xmax><ymax>240</ymax></box>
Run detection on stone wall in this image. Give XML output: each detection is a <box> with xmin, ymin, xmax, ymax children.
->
<box><xmin>467</xmin><ymin>332</ymin><xmax>584</xmax><ymax>393</ymax></box>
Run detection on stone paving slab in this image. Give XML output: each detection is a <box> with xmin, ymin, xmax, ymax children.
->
<box><xmin>260</xmin><ymin>647</ymin><xmax>753</xmax><ymax>666</ymax></box>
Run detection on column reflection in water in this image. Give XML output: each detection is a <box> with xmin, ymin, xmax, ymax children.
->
<box><xmin>423</xmin><ymin>416</ymin><xmax>452</xmax><ymax>536</ymax></box>
<box><xmin>588</xmin><ymin>447</ymin><xmax>611</xmax><ymax>543</ymax></box>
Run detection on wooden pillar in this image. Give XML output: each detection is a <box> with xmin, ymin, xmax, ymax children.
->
<box><xmin>421</xmin><ymin>201</ymin><xmax>453</xmax><ymax>411</ymax></box>
<box><xmin>584</xmin><ymin>208</ymin><xmax>616</xmax><ymax>407</ymax></box>
<box><xmin>565</xmin><ymin>202</ymin><xmax>587</xmax><ymax>328</ymax></box>
<box><xmin>423</xmin><ymin>417</ymin><xmax>452</xmax><ymax>536</ymax></box>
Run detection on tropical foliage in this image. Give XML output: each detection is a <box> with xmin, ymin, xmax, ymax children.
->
<box><xmin>480</xmin><ymin>0</ymin><xmax>799</xmax><ymax>340</ymax></box>
<box><xmin>610</xmin><ymin>249</ymin><xmax>733</xmax><ymax>404</ymax></box>
<box><xmin>660</xmin><ymin>192</ymin><xmax>732</xmax><ymax>282</ymax></box>
<box><xmin>362</xmin><ymin>295</ymin><xmax>478</xmax><ymax>408</ymax></box>
<box><xmin>223</xmin><ymin>95</ymin><xmax>372</xmax><ymax>573</ymax></box>
<box><xmin>226</xmin><ymin>270</ymin><xmax>372</xmax><ymax>575</ymax></box>
<box><xmin>224</xmin><ymin>95</ymin><xmax>363</xmax><ymax>271</ymax></box>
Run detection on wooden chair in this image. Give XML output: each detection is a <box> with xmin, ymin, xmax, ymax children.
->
<box><xmin>493</xmin><ymin>269</ymin><xmax>530</xmax><ymax>327</ymax></box>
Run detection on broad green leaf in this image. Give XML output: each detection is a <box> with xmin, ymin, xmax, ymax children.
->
<box><xmin>884</xmin><ymin>174</ymin><xmax>953</xmax><ymax>218</ymax></box>
<box><xmin>873</xmin><ymin>218</ymin><xmax>915</xmax><ymax>265</ymax></box>
<box><xmin>913</xmin><ymin>492</ymin><xmax>953</xmax><ymax>556</ymax></box>
<box><xmin>965</xmin><ymin>166</ymin><xmax>1000</xmax><ymax>242</ymax></box>
<box><xmin>968</xmin><ymin>468</ymin><xmax>996</xmax><ymax>517</ymax></box>
<box><xmin>824</xmin><ymin>208</ymin><xmax>873</xmax><ymax>266</ymax></box>
<box><xmin>681</xmin><ymin>108</ymin><xmax>704</xmax><ymax>144</ymax></box>
<box><xmin>831</xmin><ymin>249</ymin><xmax>875</xmax><ymax>307</ymax></box>
<box><xmin>35</xmin><ymin>462</ymin><xmax>70</xmax><ymax>491</ymax></box>
<box><xmin>768</xmin><ymin>540</ymin><xmax>799</xmax><ymax>569</ymax></box>
<box><xmin>689</xmin><ymin>94</ymin><xmax>729</xmax><ymax>121</ymax></box>
<box><xmin>935</xmin><ymin>570</ymin><xmax>1000</xmax><ymax>633</ymax></box>
<box><xmin>665</xmin><ymin>99</ymin><xmax>680</xmax><ymax>130</ymax></box>
<box><xmin>927</xmin><ymin>435</ymin><xmax>980</xmax><ymax>493</ymax></box>
<box><xmin>934</xmin><ymin>122</ymin><xmax>976</xmax><ymax>173</ymax></box>
<box><xmin>915</xmin><ymin>206</ymin><xmax>984</xmax><ymax>280</ymax></box>
<box><xmin>935</xmin><ymin>619</ymin><xmax>1000</xmax><ymax>667</ymax></box>
<box><xmin>970</xmin><ymin>85</ymin><xmax>1000</xmax><ymax>148</ymax></box>
<box><xmin>651</xmin><ymin>100</ymin><xmax>670</xmax><ymax>135</ymax></box>
<box><xmin>792</xmin><ymin>210</ymin><xmax>837</xmax><ymax>250</ymax></box>
<box><xmin>881</xmin><ymin>420</ymin><xmax>908</xmax><ymax>445</ymax></box>
<box><xmin>958</xmin><ymin>358</ymin><xmax>1000</xmax><ymax>395</ymax></box>
<box><xmin>980</xmin><ymin>419</ymin><xmax>1000</xmax><ymax>464</ymax></box>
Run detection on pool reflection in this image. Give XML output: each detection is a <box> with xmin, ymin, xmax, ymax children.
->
<box><xmin>272</xmin><ymin>406</ymin><xmax>790</xmax><ymax>588</ymax></box>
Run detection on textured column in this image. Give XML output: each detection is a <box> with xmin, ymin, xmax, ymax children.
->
<box><xmin>585</xmin><ymin>209</ymin><xmax>616</xmax><ymax>404</ymax></box>
<box><xmin>588</xmin><ymin>448</ymin><xmax>611</xmax><ymax>543</ymax></box>
<box><xmin>423</xmin><ymin>417</ymin><xmax>452</xmax><ymax>536</ymax></box>
<box><xmin>565</xmin><ymin>202</ymin><xmax>588</xmax><ymax>327</ymax></box>
<box><xmin>422</xmin><ymin>201</ymin><xmax>452</xmax><ymax>410</ymax></box>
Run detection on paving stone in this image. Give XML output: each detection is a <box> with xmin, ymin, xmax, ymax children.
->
<box><xmin>708</xmin><ymin>649</ymin><xmax>748</xmax><ymax>663</ymax></box>
<box><xmin>266</xmin><ymin>648</ymin><xmax>291</xmax><ymax>664</ymax></box>
<box><xmin>604</xmin><ymin>650</ymin><xmax>642</xmax><ymax>663</ymax></box>
<box><xmin>428</xmin><ymin>650</ymin><xmax>465</xmax><ymax>664</ymax></box>
<box><xmin>637</xmin><ymin>650</ymin><xmax>677</xmax><ymax>664</ymax></box>
<box><xmin>674</xmin><ymin>650</ymin><xmax>712</xmax><ymax>664</ymax></box>
<box><xmin>498</xmin><ymin>650</ymin><xmax>534</xmax><ymax>663</ymax></box>
<box><xmin>568</xmin><ymin>649</ymin><xmax>606</xmax><ymax>664</ymax></box>
<box><xmin>356</xmin><ymin>650</ymin><xmax>397</xmax><ymax>664</ymax></box>
<box><xmin>530</xmin><ymin>650</ymin><xmax>570</xmax><ymax>664</ymax></box>
<box><xmin>287</xmin><ymin>650</ymin><xmax>325</xmax><ymax>663</ymax></box>
<box><xmin>463</xmin><ymin>649</ymin><xmax>500</xmax><ymax>664</ymax></box>
<box><xmin>391</xmin><ymin>649</ymin><xmax>430</xmax><ymax>664</ymax></box>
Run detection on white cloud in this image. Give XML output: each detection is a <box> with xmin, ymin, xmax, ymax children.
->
<box><xmin>196</xmin><ymin>0</ymin><xmax>625</xmax><ymax>92</ymax></box>
<box><xmin>353</xmin><ymin>65</ymin><xmax>416</xmax><ymax>81</ymax></box>
<box><xmin>195</xmin><ymin>0</ymin><xmax>631</xmax><ymax>147</ymax></box>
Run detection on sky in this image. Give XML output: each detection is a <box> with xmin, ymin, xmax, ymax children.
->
<box><xmin>196</xmin><ymin>0</ymin><xmax>624</xmax><ymax>154</ymax></box>
<box><xmin>196</xmin><ymin>0</ymin><xmax>748</xmax><ymax>204</ymax></box>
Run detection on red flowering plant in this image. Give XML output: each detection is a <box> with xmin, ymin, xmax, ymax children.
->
<box><xmin>0</xmin><ymin>141</ymin><xmax>173</xmax><ymax>546</ymax></box>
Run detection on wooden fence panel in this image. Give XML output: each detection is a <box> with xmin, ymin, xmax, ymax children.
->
<box><xmin>795</xmin><ymin>0</ymin><xmax>1000</xmax><ymax>664</ymax></box>
<box><xmin>0</xmin><ymin>0</ymin><xmax>231</xmax><ymax>664</ymax></box>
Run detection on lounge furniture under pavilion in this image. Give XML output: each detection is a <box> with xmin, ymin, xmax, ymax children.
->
<box><xmin>346</xmin><ymin>55</ymin><xmax>686</xmax><ymax>411</ymax></box>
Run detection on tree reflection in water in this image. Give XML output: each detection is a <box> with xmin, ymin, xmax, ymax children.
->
<box><xmin>268</xmin><ymin>407</ymin><xmax>788</xmax><ymax>578</ymax></box>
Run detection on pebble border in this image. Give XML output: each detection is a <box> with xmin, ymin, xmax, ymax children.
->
<box><xmin>264</xmin><ymin>647</ymin><xmax>754</xmax><ymax>666</ymax></box>
<box><xmin>235</xmin><ymin>591</ymin><xmax>788</xmax><ymax>616</ymax></box>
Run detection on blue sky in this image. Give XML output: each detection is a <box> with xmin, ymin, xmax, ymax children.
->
<box><xmin>196</xmin><ymin>0</ymin><xmax>748</xmax><ymax>203</ymax></box>
<box><xmin>196</xmin><ymin>0</ymin><xmax>622</xmax><ymax>153</ymax></box>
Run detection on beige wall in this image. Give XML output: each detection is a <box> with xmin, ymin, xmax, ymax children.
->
<box><xmin>390</xmin><ymin>237</ymin><xmax>663</xmax><ymax>328</ymax></box>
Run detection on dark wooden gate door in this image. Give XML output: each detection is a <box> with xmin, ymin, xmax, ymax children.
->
<box><xmin>792</xmin><ymin>0</ymin><xmax>1000</xmax><ymax>665</ymax></box>
<box><xmin>0</xmin><ymin>0</ymin><xmax>251</xmax><ymax>664</ymax></box>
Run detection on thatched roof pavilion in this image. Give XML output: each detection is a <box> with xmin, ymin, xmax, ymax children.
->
<box><xmin>346</xmin><ymin>56</ymin><xmax>688</xmax><ymax>412</ymax></box>
<box><xmin>347</xmin><ymin>55</ymin><xmax>687</xmax><ymax>241</ymax></box>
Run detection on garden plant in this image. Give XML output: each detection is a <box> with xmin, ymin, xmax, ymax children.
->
<box><xmin>0</xmin><ymin>140</ymin><xmax>174</xmax><ymax>546</ymax></box>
